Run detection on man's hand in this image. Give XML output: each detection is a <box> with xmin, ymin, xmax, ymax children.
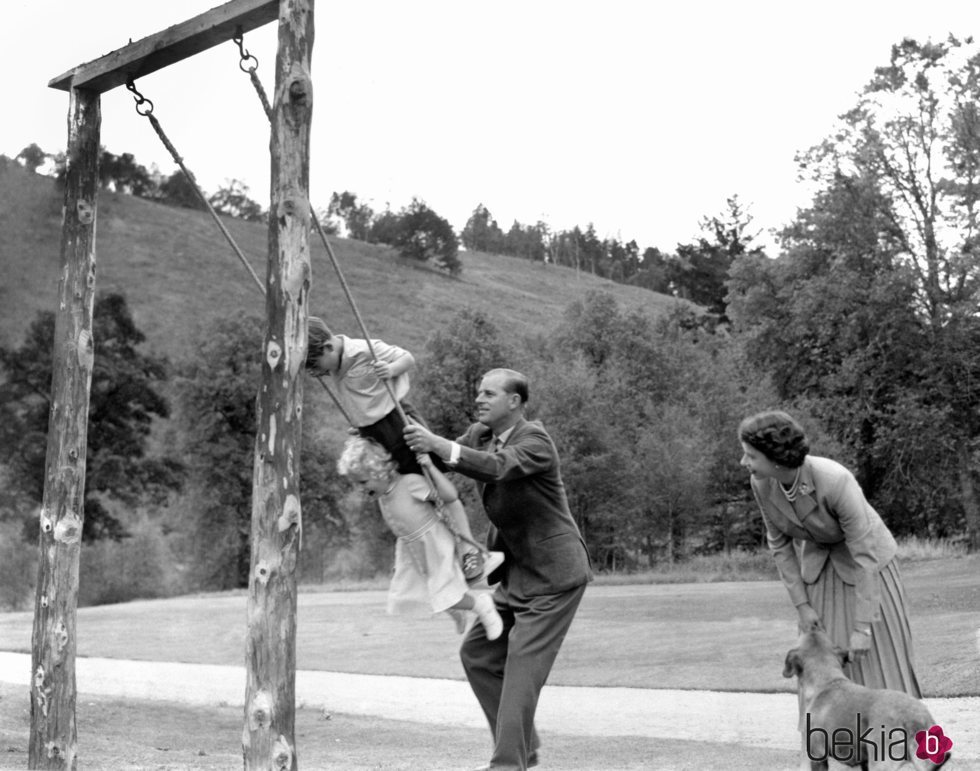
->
<box><xmin>405</xmin><ymin>423</ymin><xmax>444</xmax><ymax>456</ymax></box>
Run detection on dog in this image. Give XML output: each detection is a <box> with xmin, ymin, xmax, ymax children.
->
<box><xmin>782</xmin><ymin>629</ymin><xmax>950</xmax><ymax>770</ymax></box>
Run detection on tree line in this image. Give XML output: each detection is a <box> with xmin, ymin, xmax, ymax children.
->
<box><xmin>2</xmin><ymin>35</ymin><xmax>978</xmax><ymax>608</ymax></box>
<box><xmin>14</xmin><ymin>144</ymin><xmax>464</xmax><ymax>275</ymax></box>
<box><xmin>321</xmin><ymin>186</ymin><xmax>758</xmax><ymax>322</ymax></box>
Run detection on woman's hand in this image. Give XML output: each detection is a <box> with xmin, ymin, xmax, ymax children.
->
<box><xmin>796</xmin><ymin>603</ymin><xmax>821</xmax><ymax>633</ymax></box>
<box><xmin>416</xmin><ymin>452</ymin><xmax>433</xmax><ymax>468</ymax></box>
<box><xmin>848</xmin><ymin>628</ymin><xmax>872</xmax><ymax>662</ymax></box>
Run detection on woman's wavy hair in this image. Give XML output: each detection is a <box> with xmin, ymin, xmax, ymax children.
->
<box><xmin>738</xmin><ymin>410</ymin><xmax>810</xmax><ymax>468</ymax></box>
<box><xmin>337</xmin><ymin>436</ymin><xmax>396</xmax><ymax>482</ymax></box>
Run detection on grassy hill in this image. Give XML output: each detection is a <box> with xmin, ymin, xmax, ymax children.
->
<box><xmin>0</xmin><ymin>161</ymin><xmax>684</xmax><ymax>364</ymax></box>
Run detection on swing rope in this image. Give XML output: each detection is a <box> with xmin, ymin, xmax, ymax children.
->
<box><xmin>125</xmin><ymin>77</ymin><xmax>355</xmax><ymax>427</ymax></box>
<box><xmin>233</xmin><ymin>31</ymin><xmax>488</xmax><ymax>559</ymax></box>
<box><xmin>125</xmin><ymin>80</ymin><xmax>265</xmax><ymax>296</ymax></box>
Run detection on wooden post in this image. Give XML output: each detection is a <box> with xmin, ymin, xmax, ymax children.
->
<box><xmin>243</xmin><ymin>0</ymin><xmax>313</xmax><ymax>769</ymax></box>
<box><xmin>29</xmin><ymin>86</ymin><xmax>100</xmax><ymax>771</ymax></box>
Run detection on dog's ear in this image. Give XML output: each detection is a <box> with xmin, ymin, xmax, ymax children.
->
<box><xmin>782</xmin><ymin>648</ymin><xmax>802</xmax><ymax>678</ymax></box>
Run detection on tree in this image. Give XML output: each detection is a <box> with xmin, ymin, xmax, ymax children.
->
<box><xmin>729</xmin><ymin>176</ymin><xmax>933</xmax><ymax>530</ymax></box>
<box><xmin>531</xmin><ymin>357</ymin><xmax>633</xmax><ymax>569</ymax></box>
<box><xmin>0</xmin><ymin>293</ymin><xmax>182</xmax><ymax>541</ymax></box>
<box><xmin>536</xmin><ymin>291</ymin><xmax>770</xmax><ymax>568</ymax></box>
<box><xmin>328</xmin><ymin>190</ymin><xmax>375</xmax><ymax>240</ymax></box>
<box><xmin>669</xmin><ymin>195</ymin><xmax>763</xmax><ymax>320</ymax></box>
<box><xmin>629</xmin><ymin>247</ymin><xmax>671</xmax><ymax>293</ymax></box>
<box><xmin>367</xmin><ymin>207</ymin><xmax>402</xmax><ymax>246</ymax></box>
<box><xmin>100</xmin><ymin>150</ymin><xmax>154</xmax><ymax>196</ymax></box>
<box><xmin>415</xmin><ymin>309</ymin><xmax>506</xmax><ymax>437</ymax></box>
<box><xmin>783</xmin><ymin>36</ymin><xmax>980</xmax><ymax>546</ymax></box>
<box><xmin>174</xmin><ymin>316</ymin><xmax>262</xmax><ymax>588</ymax></box>
<box><xmin>501</xmin><ymin>220</ymin><xmax>548</xmax><ymax>262</ymax></box>
<box><xmin>461</xmin><ymin>204</ymin><xmax>505</xmax><ymax>253</ymax></box>
<box><xmin>209</xmin><ymin>178</ymin><xmax>265</xmax><ymax>221</ymax></box>
<box><xmin>729</xmin><ymin>37</ymin><xmax>980</xmax><ymax>543</ymax></box>
<box><xmin>160</xmin><ymin>169</ymin><xmax>207</xmax><ymax>210</ymax></box>
<box><xmin>393</xmin><ymin>197</ymin><xmax>461</xmax><ymax>274</ymax></box>
<box><xmin>631</xmin><ymin>404</ymin><xmax>713</xmax><ymax>564</ymax></box>
<box><xmin>16</xmin><ymin>143</ymin><xmax>48</xmax><ymax>173</ymax></box>
<box><xmin>174</xmin><ymin>315</ymin><xmax>347</xmax><ymax>589</ymax></box>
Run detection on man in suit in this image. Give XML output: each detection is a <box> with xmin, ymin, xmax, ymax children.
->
<box><xmin>405</xmin><ymin>368</ymin><xmax>592</xmax><ymax>771</ymax></box>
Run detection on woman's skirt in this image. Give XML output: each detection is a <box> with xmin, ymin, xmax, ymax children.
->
<box><xmin>806</xmin><ymin>557</ymin><xmax>921</xmax><ymax>697</ymax></box>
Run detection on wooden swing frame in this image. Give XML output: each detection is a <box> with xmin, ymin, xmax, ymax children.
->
<box><xmin>38</xmin><ymin>2</ymin><xmax>309</xmax><ymax>769</ymax></box>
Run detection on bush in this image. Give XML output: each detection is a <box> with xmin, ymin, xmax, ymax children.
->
<box><xmin>594</xmin><ymin>548</ymin><xmax>778</xmax><ymax>584</ymax></box>
<box><xmin>0</xmin><ymin>521</ymin><xmax>36</xmax><ymax>610</ymax></box>
<box><xmin>79</xmin><ymin>519</ymin><xmax>181</xmax><ymax>606</ymax></box>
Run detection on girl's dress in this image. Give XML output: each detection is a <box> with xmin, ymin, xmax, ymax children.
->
<box><xmin>378</xmin><ymin>473</ymin><xmax>468</xmax><ymax>616</ymax></box>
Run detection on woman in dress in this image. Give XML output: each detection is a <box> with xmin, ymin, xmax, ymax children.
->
<box><xmin>738</xmin><ymin>410</ymin><xmax>920</xmax><ymax>698</ymax></box>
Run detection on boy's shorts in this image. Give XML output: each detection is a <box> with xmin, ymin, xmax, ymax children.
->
<box><xmin>357</xmin><ymin>400</ymin><xmax>447</xmax><ymax>475</ymax></box>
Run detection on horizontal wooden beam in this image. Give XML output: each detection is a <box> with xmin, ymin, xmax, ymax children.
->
<box><xmin>49</xmin><ymin>0</ymin><xmax>279</xmax><ymax>93</ymax></box>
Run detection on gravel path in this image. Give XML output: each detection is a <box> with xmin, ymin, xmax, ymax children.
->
<box><xmin>1</xmin><ymin>651</ymin><xmax>976</xmax><ymax>763</ymax></box>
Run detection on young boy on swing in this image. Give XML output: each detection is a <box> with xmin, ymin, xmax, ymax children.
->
<box><xmin>305</xmin><ymin>316</ymin><xmax>500</xmax><ymax>581</ymax></box>
<box><xmin>338</xmin><ymin>436</ymin><xmax>503</xmax><ymax>638</ymax></box>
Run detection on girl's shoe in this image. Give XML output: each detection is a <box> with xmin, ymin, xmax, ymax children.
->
<box><xmin>473</xmin><ymin>593</ymin><xmax>503</xmax><ymax>641</ymax></box>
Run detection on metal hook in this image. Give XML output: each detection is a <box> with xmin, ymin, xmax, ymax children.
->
<box><xmin>125</xmin><ymin>78</ymin><xmax>154</xmax><ymax>116</ymax></box>
<box><xmin>233</xmin><ymin>26</ymin><xmax>259</xmax><ymax>73</ymax></box>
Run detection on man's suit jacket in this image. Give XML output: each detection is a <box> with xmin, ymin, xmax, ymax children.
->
<box><xmin>750</xmin><ymin>455</ymin><xmax>897</xmax><ymax>623</ymax></box>
<box><xmin>455</xmin><ymin>417</ymin><xmax>592</xmax><ymax>596</ymax></box>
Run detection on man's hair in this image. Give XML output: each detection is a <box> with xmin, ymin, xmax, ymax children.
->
<box><xmin>336</xmin><ymin>436</ymin><xmax>396</xmax><ymax>481</ymax></box>
<box><xmin>738</xmin><ymin>410</ymin><xmax>810</xmax><ymax>468</ymax></box>
<box><xmin>485</xmin><ymin>368</ymin><xmax>529</xmax><ymax>404</ymax></box>
<box><xmin>306</xmin><ymin>316</ymin><xmax>333</xmax><ymax>371</ymax></box>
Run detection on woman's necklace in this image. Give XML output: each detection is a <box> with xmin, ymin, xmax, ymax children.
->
<box><xmin>780</xmin><ymin>466</ymin><xmax>803</xmax><ymax>502</ymax></box>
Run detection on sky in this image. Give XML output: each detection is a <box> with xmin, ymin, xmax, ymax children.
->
<box><xmin>2</xmin><ymin>1</ymin><xmax>976</xmax><ymax>255</ymax></box>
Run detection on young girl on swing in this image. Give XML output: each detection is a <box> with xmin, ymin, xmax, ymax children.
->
<box><xmin>337</xmin><ymin>436</ymin><xmax>504</xmax><ymax>638</ymax></box>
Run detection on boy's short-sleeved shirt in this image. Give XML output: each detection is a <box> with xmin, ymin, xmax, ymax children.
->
<box><xmin>332</xmin><ymin>335</ymin><xmax>412</xmax><ymax>427</ymax></box>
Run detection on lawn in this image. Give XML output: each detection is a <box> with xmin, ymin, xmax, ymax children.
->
<box><xmin>0</xmin><ymin>554</ymin><xmax>977</xmax><ymax>696</ymax></box>
<box><xmin>0</xmin><ymin>555</ymin><xmax>976</xmax><ymax>770</ymax></box>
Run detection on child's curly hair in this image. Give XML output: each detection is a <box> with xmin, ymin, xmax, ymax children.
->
<box><xmin>738</xmin><ymin>410</ymin><xmax>810</xmax><ymax>468</ymax></box>
<box><xmin>337</xmin><ymin>436</ymin><xmax>396</xmax><ymax>481</ymax></box>
<box><xmin>306</xmin><ymin>316</ymin><xmax>333</xmax><ymax>371</ymax></box>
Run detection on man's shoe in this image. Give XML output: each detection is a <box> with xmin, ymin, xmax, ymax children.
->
<box><xmin>466</xmin><ymin>752</ymin><xmax>538</xmax><ymax>770</ymax></box>
<box><xmin>473</xmin><ymin>593</ymin><xmax>504</xmax><ymax>641</ymax></box>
